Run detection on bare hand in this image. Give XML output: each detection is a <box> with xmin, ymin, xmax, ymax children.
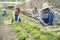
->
<box><xmin>44</xmin><ymin>23</ymin><xmax>48</xmax><ymax>26</ymax></box>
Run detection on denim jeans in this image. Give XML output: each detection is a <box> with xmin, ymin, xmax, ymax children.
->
<box><xmin>40</xmin><ymin>18</ymin><xmax>49</xmax><ymax>26</ymax></box>
<box><xmin>48</xmin><ymin>12</ymin><xmax>54</xmax><ymax>26</ymax></box>
<box><xmin>41</xmin><ymin>12</ymin><xmax>54</xmax><ymax>26</ymax></box>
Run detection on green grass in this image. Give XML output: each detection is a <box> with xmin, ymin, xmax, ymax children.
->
<box><xmin>12</xmin><ymin>19</ymin><xmax>60</xmax><ymax>40</ymax></box>
<box><xmin>21</xmin><ymin>9</ymin><xmax>32</xmax><ymax>13</ymax></box>
<box><xmin>12</xmin><ymin>23</ymin><xmax>31</xmax><ymax>40</ymax></box>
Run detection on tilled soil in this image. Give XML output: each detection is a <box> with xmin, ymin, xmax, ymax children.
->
<box><xmin>0</xmin><ymin>20</ymin><xmax>18</xmax><ymax>40</ymax></box>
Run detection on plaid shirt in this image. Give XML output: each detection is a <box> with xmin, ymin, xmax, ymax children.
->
<box><xmin>39</xmin><ymin>9</ymin><xmax>58</xmax><ymax>24</ymax></box>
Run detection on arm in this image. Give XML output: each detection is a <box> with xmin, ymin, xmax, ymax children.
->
<box><xmin>17</xmin><ymin>12</ymin><xmax>20</xmax><ymax>22</ymax></box>
<box><xmin>50</xmin><ymin>9</ymin><xmax>58</xmax><ymax>22</ymax></box>
<box><xmin>32</xmin><ymin>10</ymin><xmax>34</xmax><ymax>14</ymax></box>
<box><xmin>39</xmin><ymin>10</ymin><xmax>45</xmax><ymax>25</ymax></box>
<box><xmin>13</xmin><ymin>11</ymin><xmax>15</xmax><ymax>21</ymax></box>
<box><xmin>17</xmin><ymin>14</ymin><xmax>20</xmax><ymax>22</ymax></box>
<box><xmin>6</xmin><ymin>11</ymin><xmax>8</xmax><ymax>16</ymax></box>
<box><xmin>53</xmin><ymin>12</ymin><xmax>58</xmax><ymax>22</ymax></box>
<box><xmin>37</xmin><ymin>10</ymin><xmax>39</xmax><ymax>17</ymax></box>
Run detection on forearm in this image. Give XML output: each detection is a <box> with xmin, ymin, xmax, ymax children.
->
<box><xmin>39</xmin><ymin>17</ymin><xmax>45</xmax><ymax>25</ymax></box>
<box><xmin>53</xmin><ymin>13</ymin><xmax>58</xmax><ymax>22</ymax></box>
<box><xmin>17</xmin><ymin>15</ymin><xmax>20</xmax><ymax>22</ymax></box>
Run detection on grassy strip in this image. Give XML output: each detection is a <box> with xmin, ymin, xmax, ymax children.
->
<box><xmin>21</xmin><ymin>9</ymin><xmax>32</xmax><ymax>13</ymax></box>
<box><xmin>20</xmin><ymin>14</ymin><xmax>39</xmax><ymax>23</ymax></box>
<box><xmin>19</xmin><ymin>20</ymin><xmax>60</xmax><ymax>40</ymax></box>
<box><xmin>20</xmin><ymin>14</ymin><xmax>41</xmax><ymax>26</ymax></box>
<box><xmin>12</xmin><ymin>23</ymin><xmax>31</xmax><ymax>40</ymax></box>
<box><xmin>21</xmin><ymin>14</ymin><xmax>60</xmax><ymax>28</ymax></box>
<box><xmin>19</xmin><ymin>21</ymin><xmax>42</xmax><ymax>39</ymax></box>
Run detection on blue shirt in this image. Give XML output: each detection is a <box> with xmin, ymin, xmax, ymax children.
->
<box><xmin>2</xmin><ymin>11</ymin><xmax>8</xmax><ymax>16</ymax></box>
<box><xmin>39</xmin><ymin>9</ymin><xmax>58</xmax><ymax>24</ymax></box>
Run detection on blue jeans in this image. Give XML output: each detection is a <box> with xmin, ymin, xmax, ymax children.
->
<box><xmin>41</xmin><ymin>12</ymin><xmax>54</xmax><ymax>26</ymax></box>
<box><xmin>40</xmin><ymin>18</ymin><xmax>49</xmax><ymax>26</ymax></box>
<box><xmin>48</xmin><ymin>12</ymin><xmax>54</xmax><ymax>26</ymax></box>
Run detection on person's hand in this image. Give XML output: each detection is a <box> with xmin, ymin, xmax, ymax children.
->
<box><xmin>44</xmin><ymin>23</ymin><xmax>48</xmax><ymax>26</ymax></box>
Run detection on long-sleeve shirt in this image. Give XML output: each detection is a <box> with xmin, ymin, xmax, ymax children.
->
<box><xmin>39</xmin><ymin>9</ymin><xmax>58</xmax><ymax>25</ymax></box>
<box><xmin>13</xmin><ymin>11</ymin><xmax>20</xmax><ymax>22</ymax></box>
<box><xmin>2</xmin><ymin>11</ymin><xmax>8</xmax><ymax>16</ymax></box>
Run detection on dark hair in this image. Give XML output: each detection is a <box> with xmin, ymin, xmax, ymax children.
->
<box><xmin>35</xmin><ymin>7</ymin><xmax>37</xmax><ymax>9</ymax></box>
<box><xmin>44</xmin><ymin>8</ymin><xmax>49</xmax><ymax>11</ymax></box>
<box><xmin>16</xmin><ymin>7</ymin><xmax>20</xmax><ymax>13</ymax></box>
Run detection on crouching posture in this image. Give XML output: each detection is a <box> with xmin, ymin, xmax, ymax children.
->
<box><xmin>2</xmin><ymin>9</ymin><xmax>8</xmax><ymax>20</ymax></box>
<box><xmin>12</xmin><ymin>7</ymin><xmax>21</xmax><ymax>22</ymax></box>
<box><xmin>32</xmin><ymin>7</ymin><xmax>38</xmax><ymax>18</ymax></box>
<box><xmin>2</xmin><ymin>9</ymin><xmax>8</xmax><ymax>24</ymax></box>
<box><xmin>39</xmin><ymin>3</ymin><xmax>58</xmax><ymax>26</ymax></box>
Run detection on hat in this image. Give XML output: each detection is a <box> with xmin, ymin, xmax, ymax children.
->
<box><xmin>42</xmin><ymin>2</ymin><xmax>52</xmax><ymax>9</ymax></box>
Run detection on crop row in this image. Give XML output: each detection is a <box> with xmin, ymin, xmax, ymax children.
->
<box><xmin>20</xmin><ymin>14</ymin><xmax>59</xmax><ymax>28</ymax></box>
<box><xmin>11</xmin><ymin>14</ymin><xmax>60</xmax><ymax>40</ymax></box>
<box><xmin>12</xmin><ymin>23</ymin><xmax>31</xmax><ymax>40</ymax></box>
<box><xmin>19</xmin><ymin>14</ymin><xmax>60</xmax><ymax>40</ymax></box>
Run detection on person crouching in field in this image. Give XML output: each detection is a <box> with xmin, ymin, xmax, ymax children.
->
<box><xmin>12</xmin><ymin>7</ymin><xmax>21</xmax><ymax>22</ymax></box>
<box><xmin>32</xmin><ymin>7</ymin><xmax>38</xmax><ymax>18</ymax></box>
<box><xmin>2</xmin><ymin>9</ymin><xmax>8</xmax><ymax>24</ymax></box>
<box><xmin>39</xmin><ymin>2</ymin><xmax>58</xmax><ymax>26</ymax></box>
